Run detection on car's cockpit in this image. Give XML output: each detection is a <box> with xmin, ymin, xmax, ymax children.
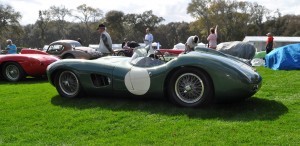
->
<box><xmin>130</xmin><ymin>56</ymin><xmax>165</xmax><ymax>67</ymax></box>
<box><xmin>129</xmin><ymin>46</ymin><xmax>165</xmax><ymax>67</ymax></box>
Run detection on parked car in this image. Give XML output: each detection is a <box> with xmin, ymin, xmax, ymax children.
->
<box><xmin>0</xmin><ymin>49</ymin><xmax>59</xmax><ymax>82</ymax></box>
<box><xmin>46</xmin><ymin>40</ymin><xmax>102</xmax><ymax>59</ymax></box>
<box><xmin>47</xmin><ymin>46</ymin><xmax>262</xmax><ymax>107</ymax></box>
<box><xmin>265</xmin><ymin>43</ymin><xmax>300</xmax><ymax>70</ymax></box>
<box><xmin>114</xmin><ymin>41</ymin><xmax>141</xmax><ymax>57</ymax></box>
<box><xmin>159</xmin><ymin>43</ymin><xmax>206</xmax><ymax>57</ymax></box>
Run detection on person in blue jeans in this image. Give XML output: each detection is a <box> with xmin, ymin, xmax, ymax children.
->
<box><xmin>6</xmin><ymin>39</ymin><xmax>17</xmax><ymax>54</ymax></box>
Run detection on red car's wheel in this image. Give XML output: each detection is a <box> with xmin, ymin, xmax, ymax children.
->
<box><xmin>1</xmin><ymin>62</ymin><xmax>25</xmax><ymax>82</ymax></box>
<box><xmin>168</xmin><ymin>68</ymin><xmax>213</xmax><ymax>107</ymax></box>
<box><xmin>55</xmin><ymin>70</ymin><xmax>84</xmax><ymax>98</ymax></box>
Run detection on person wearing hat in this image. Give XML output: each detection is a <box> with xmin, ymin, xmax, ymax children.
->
<box><xmin>266</xmin><ymin>32</ymin><xmax>274</xmax><ymax>54</ymax></box>
<box><xmin>6</xmin><ymin>39</ymin><xmax>17</xmax><ymax>54</ymax></box>
<box><xmin>97</xmin><ymin>24</ymin><xmax>114</xmax><ymax>55</ymax></box>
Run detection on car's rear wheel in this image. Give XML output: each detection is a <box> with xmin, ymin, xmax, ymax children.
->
<box><xmin>55</xmin><ymin>70</ymin><xmax>83</xmax><ymax>98</ymax></box>
<box><xmin>2</xmin><ymin>62</ymin><xmax>25</xmax><ymax>82</ymax></box>
<box><xmin>168</xmin><ymin>68</ymin><xmax>213</xmax><ymax>107</ymax></box>
<box><xmin>117</xmin><ymin>51</ymin><xmax>126</xmax><ymax>56</ymax></box>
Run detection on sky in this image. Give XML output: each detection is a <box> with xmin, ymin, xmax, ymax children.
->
<box><xmin>2</xmin><ymin>0</ymin><xmax>300</xmax><ymax>25</ymax></box>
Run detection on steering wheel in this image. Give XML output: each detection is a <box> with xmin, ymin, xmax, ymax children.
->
<box><xmin>154</xmin><ymin>50</ymin><xmax>166</xmax><ymax>62</ymax></box>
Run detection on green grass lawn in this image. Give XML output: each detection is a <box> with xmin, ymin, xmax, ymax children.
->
<box><xmin>0</xmin><ymin>67</ymin><xmax>299</xmax><ymax>145</ymax></box>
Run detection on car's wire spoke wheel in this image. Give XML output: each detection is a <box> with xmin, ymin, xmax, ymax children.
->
<box><xmin>2</xmin><ymin>62</ymin><xmax>25</xmax><ymax>82</ymax></box>
<box><xmin>168</xmin><ymin>68</ymin><xmax>213</xmax><ymax>107</ymax></box>
<box><xmin>175</xmin><ymin>73</ymin><xmax>204</xmax><ymax>104</ymax></box>
<box><xmin>58</xmin><ymin>71</ymin><xmax>80</xmax><ymax>97</ymax></box>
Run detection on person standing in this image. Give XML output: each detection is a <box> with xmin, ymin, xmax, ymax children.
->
<box><xmin>266</xmin><ymin>32</ymin><xmax>274</xmax><ymax>54</ymax></box>
<box><xmin>185</xmin><ymin>35</ymin><xmax>199</xmax><ymax>53</ymax></box>
<box><xmin>77</xmin><ymin>38</ymin><xmax>82</xmax><ymax>45</ymax></box>
<box><xmin>6</xmin><ymin>39</ymin><xmax>17</xmax><ymax>54</ymax></box>
<box><xmin>97</xmin><ymin>24</ymin><xmax>114</xmax><ymax>55</ymax></box>
<box><xmin>144</xmin><ymin>27</ymin><xmax>154</xmax><ymax>55</ymax></box>
<box><xmin>122</xmin><ymin>38</ymin><xmax>128</xmax><ymax>49</ymax></box>
<box><xmin>207</xmin><ymin>25</ymin><xmax>218</xmax><ymax>49</ymax></box>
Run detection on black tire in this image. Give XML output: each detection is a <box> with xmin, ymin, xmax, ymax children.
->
<box><xmin>117</xmin><ymin>51</ymin><xmax>126</xmax><ymax>56</ymax></box>
<box><xmin>63</xmin><ymin>54</ymin><xmax>75</xmax><ymax>59</ymax></box>
<box><xmin>168</xmin><ymin>68</ymin><xmax>213</xmax><ymax>107</ymax></box>
<box><xmin>2</xmin><ymin>62</ymin><xmax>25</xmax><ymax>82</ymax></box>
<box><xmin>54</xmin><ymin>70</ymin><xmax>84</xmax><ymax>98</ymax></box>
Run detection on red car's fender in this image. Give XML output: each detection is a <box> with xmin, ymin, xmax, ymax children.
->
<box><xmin>0</xmin><ymin>54</ymin><xmax>59</xmax><ymax>77</ymax></box>
<box><xmin>158</xmin><ymin>49</ymin><xmax>184</xmax><ymax>56</ymax></box>
<box><xmin>21</xmin><ymin>49</ymin><xmax>48</xmax><ymax>55</ymax></box>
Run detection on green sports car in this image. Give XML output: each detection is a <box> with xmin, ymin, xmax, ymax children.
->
<box><xmin>47</xmin><ymin>47</ymin><xmax>262</xmax><ymax>107</ymax></box>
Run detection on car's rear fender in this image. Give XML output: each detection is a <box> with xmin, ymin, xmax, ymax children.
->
<box><xmin>61</xmin><ymin>50</ymin><xmax>90</xmax><ymax>59</ymax></box>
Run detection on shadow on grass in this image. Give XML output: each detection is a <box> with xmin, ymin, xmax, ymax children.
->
<box><xmin>51</xmin><ymin>95</ymin><xmax>288</xmax><ymax>121</ymax></box>
<box><xmin>0</xmin><ymin>77</ymin><xmax>48</xmax><ymax>84</ymax></box>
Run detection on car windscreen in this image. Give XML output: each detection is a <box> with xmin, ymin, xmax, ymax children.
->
<box><xmin>70</xmin><ymin>42</ymin><xmax>82</xmax><ymax>47</ymax></box>
<box><xmin>130</xmin><ymin>57</ymin><xmax>165</xmax><ymax>67</ymax></box>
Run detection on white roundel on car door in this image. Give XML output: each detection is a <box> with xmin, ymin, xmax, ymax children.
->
<box><xmin>124</xmin><ymin>67</ymin><xmax>150</xmax><ymax>95</ymax></box>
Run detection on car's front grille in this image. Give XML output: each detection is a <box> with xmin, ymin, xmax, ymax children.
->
<box><xmin>91</xmin><ymin>74</ymin><xmax>110</xmax><ymax>87</ymax></box>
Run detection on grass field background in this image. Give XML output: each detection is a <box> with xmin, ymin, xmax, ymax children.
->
<box><xmin>0</xmin><ymin>67</ymin><xmax>299</xmax><ymax>145</ymax></box>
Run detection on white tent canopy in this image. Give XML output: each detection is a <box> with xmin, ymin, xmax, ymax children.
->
<box><xmin>173</xmin><ymin>43</ymin><xmax>185</xmax><ymax>50</ymax></box>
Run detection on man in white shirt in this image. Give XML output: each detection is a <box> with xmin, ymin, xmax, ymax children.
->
<box><xmin>97</xmin><ymin>24</ymin><xmax>114</xmax><ymax>55</ymax></box>
<box><xmin>144</xmin><ymin>27</ymin><xmax>154</xmax><ymax>55</ymax></box>
<box><xmin>185</xmin><ymin>35</ymin><xmax>199</xmax><ymax>53</ymax></box>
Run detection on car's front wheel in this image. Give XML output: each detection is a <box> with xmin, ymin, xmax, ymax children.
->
<box><xmin>55</xmin><ymin>70</ymin><xmax>83</xmax><ymax>98</ymax></box>
<box><xmin>168</xmin><ymin>68</ymin><xmax>213</xmax><ymax>107</ymax></box>
<box><xmin>2</xmin><ymin>62</ymin><xmax>25</xmax><ymax>82</ymax></box>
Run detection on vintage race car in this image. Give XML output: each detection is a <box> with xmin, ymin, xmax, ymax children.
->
<box><xmin>114</xmin><ymin>41</ymin><xmax>141</xmax><ymax>57</ymax></box>
<box><xmin>45</xmin><ymin>40</ymin><xmax>102</xmax><ymax>59</ymax></box>
<box><xmin>0</xmin><ymin>49</ymin><xmax>59</xmax><ymax>82</ymax></box>
<box><xmin>47</xmin><ymin>47</ymin><xmax>262</xmax><ymax>107</ymax></box>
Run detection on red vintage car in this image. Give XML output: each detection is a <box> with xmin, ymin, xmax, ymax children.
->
<box><xmin>0</xmin><ymin>49</ymin><xmax>59</xmax><ymax>82</ymax></box>
<box><xmin>158</xmin><ymin>43</ymin><xmax>207</xmax><ymax>56</ymax></box>
<box><xmin>158</xmin><ymin>48</ymin><xmax>185</xmax><ymax>56</ymax></box>
<box><xmin>158</xmin><ymin>43</ymin><xmax>186</xmax><ymax>56</ymax></box>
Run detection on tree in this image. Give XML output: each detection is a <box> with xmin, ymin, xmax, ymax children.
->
<box><xmin>155</xmin><ymin>22</ymin><xmax>192</xmax><ymax>48</ymax></box>
<box><xmin>187</xmin><ymin>0</ymin><xmax>212</xmax><ymax>37</ymax></box>
<box><xmin>72</xmin><ymin>4</ymin><xmax>103</xmax><ymax>44</ymax></box>
<box><xmin>104</xmin><ymin>10</ymin><xmax>125</xmax><ymax>43</ymax></box>
<box><xmin>0</xmin><ymin>4</ymin><xmax>22</xmax><ymax>44</ymax></box>
<box><xmin>36</xmin><ymin>10</ymin><xmax>51</xmax><ymax>46</ymax></box>
<box><xmin>248</xmin><ymin>2</ymin><xmax>270</xmax><ymax>35</ymax></box>
<box><xmin>50</xmin><ymin>5</ymin><xmax>71</xmax><ymax>39</ymax></box>
<box><xmin>187</xmin><ymin>0</ymin><xmax>269</xmax><ymax>42</ymax></box>
<box><xmin>123</xmin><ymin>10</ymin><xmax>164</xmax><ymax>42</ymax></box>
<box><xmin>265</xmin><ymin>14</ymin><xmax>300</xmax><ymax>36</ymax></box>
<box><xmin>74</xmin><ymin>4</ymin><xmax>103</xmax><ymax>24</ymax></box>
<box><xmin>21</xmin><ymin>24</ymin><xmax>40</xmax><ymax>48</ymax></box>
